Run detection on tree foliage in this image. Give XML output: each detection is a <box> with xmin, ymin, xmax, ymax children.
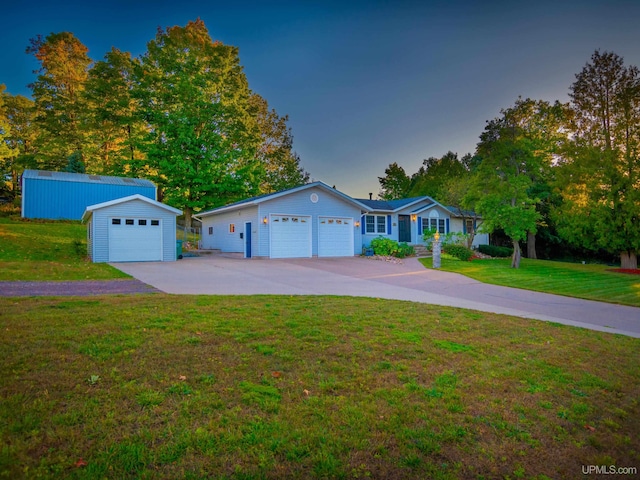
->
<box><xmin>132</xmin><ymin>19</ymin><xmax>264</xmax><ymax>226</ymax></box>
<box><xmin>83</xmin><ymin>48</ymin><xmax>146</xmax><ymax>176</ymax></box>
<box><xmin>0</xmin><ymin>85</ymin><xmax>19</xmax><ymax>197</ymax></box>
<box><xmin>1</xmin><ymin>91</ymin><xmax>38</xmax><ymax>197</ymax></box>
<box><xmin>555</xmin><ymin>50</ymin><xmax>640</xmax><ymax>269</ymax></box>
<box><xmin>407</xmin><ymin>151</ymin><xmax>470</xmax><ymax>199</ymax></box>
<box><xmin>378</xmin><ymin>162</ymin><xmax>410</xmax><ymax>200</ymax></box>
<box><xmin>468</xmin><ymin>98</ymin><xmax>565</xmax><ymax>268</ymax></box>
<box><xmin>27</xmin><ymin>32</ymin><xmax>92</xmax><ymax>170</ymax></box>
<box><xmin>3</xmin><ymin>20</ymin><xmax>306</xmax><ymax>222</ymax></box>
<box><xmin>250</xmin><ymin>94</ymin><xmax>309</xmax><ymax>194</ymax></box>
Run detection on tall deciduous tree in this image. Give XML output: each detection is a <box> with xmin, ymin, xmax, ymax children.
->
<box><xmin>1</xmin><ymin>91</ymin><xmax>38</xmax><ymax>196</ymax></box>
<box><xmin>407</xmin><ymin>151</ymin><xmax>469</xmax><ymax>200</ymax></box>
<box><xmin>250</xmin><ymin>94</ymin><xmax>309</xmax><ymax>194</ymax></box>
<box><xmin>378</xmin><ymin>162</ymin><xmax>410</xmax><ymax>200</ymax></box>
<box><xmin>27</xmin><ymin>32</ymin><xmax>92</xmax><ymax>170</ymax></box>
<box><xmin>83</xmin><ymin>48</ymin><xmax>147</xmax><ymax>175</ymax></box>
<box><xmin>0</xmin><ymin>85</ymin><xmax>19</xmax><ymax>197</ymax></box>
<box><xmin>468</xmin><ymin>98</ymin><xmax>563</xmax><ymax>268</ymax></box>
<box><xmin>133</xmin><ymin>19</ymin><xmax>263</xmax><ymax>227</ymax></box>
<box><xmin>556</xmin><ymin>51</ymin><xmax>640</xmax><ymax>269</ymax></box>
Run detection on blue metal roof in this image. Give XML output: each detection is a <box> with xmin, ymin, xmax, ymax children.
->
<box><xmin>22</xmin><ymin>169</ymin><xmax>157</xmax><ymax>220</ymax></box>
<box><xmin>22</xmin><ymin>169</ymin><xmax>155</xmax><ymax>187</ymax></box>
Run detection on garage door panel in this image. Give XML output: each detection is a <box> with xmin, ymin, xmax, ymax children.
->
<box><xmin>318</xmin><ymin>216</ymin><xmax>353</xmax><ymax>257</ymax></box>
<box><xmin>109</xmin><ymin>219</ymin><xmax>162</xmax><ymax>262</ymax></box>
<box><xmin>270</xmin><ymin>214</ymin><xmax>311</xmax><ymax>258</ymax></box>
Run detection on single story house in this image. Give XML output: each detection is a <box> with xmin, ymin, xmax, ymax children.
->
<box><xmin>196</xmin><ymin>182</ymin><xmax>370</xmax><ymax>258</ymax></box>
<box><xmin>355</xmin><ymin>197</ymin><xmax>488</xmax><ymax>248</ymax></box>
<box><xmin>82</xmin><ymin>194</ymin><xmax>182</xmax><ymax>263</ymax></box>
<box><xmin>22</xmin><ymin>169</ymin><xmax>156</xmax><ymax>220</ymax></box>
<box><xmin>195</xmin><ymin>182</ymin><xmax>487</xmax><ymax>259</ymax></box>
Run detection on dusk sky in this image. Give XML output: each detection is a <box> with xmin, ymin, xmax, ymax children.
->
<box><xmin>3</xmin><ymin>0</ymin><xmax>640</xmax><ymax>198</ymax></box>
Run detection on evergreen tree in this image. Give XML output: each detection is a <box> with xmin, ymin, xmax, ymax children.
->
<box><xmin>555</xmin><ymin>50</ymin><xmax>640</xmax><ymax>269</ymax></box>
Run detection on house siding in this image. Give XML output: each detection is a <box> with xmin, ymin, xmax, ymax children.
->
<box><xmin>22</xmin><ymin>170</ymin><xmax>156</xmax><ymax>220</ymax></box>
<box><xmin>361</xmin><ymin>201</ymin><xmax>454</xmax><ymax>247</ymax></box>
<box><xmin>200</xmin><ymin>207</ymin><xmax>258</xmax><ymax>254</ymax></box>
<box><xmin>256</xmin><ymin>186</ymin><xmax>363</xmax><ymax>256</ymax></box>
<box><xmin>89</xmin><ymin>199</ymin><xmax>177</xmax><ymax>262</ymax></box>
<box><xmin>87</xmin><ymin>221</ymin><xmax>93</xmax><ymax>262</ymax></box>
<box><xmin>449</xmin><ymin>218</ymin><xmax>489</xmax><ymax>247</ymax></box>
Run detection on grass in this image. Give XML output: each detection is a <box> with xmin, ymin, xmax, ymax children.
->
<box><xmin>1</xmin><ymin>216</ymin><xmax>639</xmax><ymax>477</ymax></box>
<box><xmin>420</xmin><ymin>255</ymin><xmax>640</xmax><ymax>307</ymax></box>
<box><xmin>1</xmin><ymin>294</ymin><xmax>639</xmax><ymax>479</ymax></box>
<box><xmin>0</xmin><ymin>216</ymin><xmax>129</xmax><ymax>281</ymax></box>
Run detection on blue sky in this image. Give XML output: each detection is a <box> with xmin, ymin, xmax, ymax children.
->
<box><xmin>3</xmin><ymin>0</ymin><xmax>640</xmax><ymax>198</ymax></box>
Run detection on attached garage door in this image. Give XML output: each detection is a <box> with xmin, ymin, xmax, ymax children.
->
<box><xmin>318</xmin><ymin>216</ymin><xmax>354</xmax><ymax>257</ymax></box>
<box><xmin>109</xmin><ymin>218</ymin><xmax>162</xmax><ymax>262</ymax></box>
<box><xmin>270</xmin><ymin>214</ymin><xmax>311</xmax><ymax>258</ymax></box>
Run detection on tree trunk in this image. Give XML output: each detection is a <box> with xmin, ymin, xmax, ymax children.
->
<box><xmin>621</xmin><ymin>250</ymin><xmax>638</xmax><ymax>269</ymax></box>
<box><xmin>184</xmin><ymin>207</ymin><xmax>193</xmax><ymax>229</ymax></box>
<box><xmin>511</xmin><ymin>240</ymin><xmax>521</xmax><ymax>268</ymax></box>
<box><xmin>527</xmin><ymin>231</ymin><xmax>537</xmax><ymax>259</ymax></box>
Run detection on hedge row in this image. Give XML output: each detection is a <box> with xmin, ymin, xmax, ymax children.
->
<box><xmin>478</xmin><ymin>244</ymin><xmax>513</xmax><ymax>257</ymax></box>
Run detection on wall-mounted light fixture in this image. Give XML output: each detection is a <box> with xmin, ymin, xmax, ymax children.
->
<box><xmin>263</xmin><ymin>216</ymin><xmax>268</xmax><ymax>224</ymax></box>
<box><xmin>354</xmin><ymin>221</ymin><xmax>360</xmax><ymax>228</ymax></box>
<box><xmin>411</xmin><ymin>214</ymin><xmax>417</xmax><ymax>222</ymax></box>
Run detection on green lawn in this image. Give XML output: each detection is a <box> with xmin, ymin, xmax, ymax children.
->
<box><xmin>1</xmin><ymin>294</ymin><xmax>639</xmax><ymax>479</ymax></box>
<box><xmin>0</xmin><ymin>216</ymin><xmax>128</xmax><ymax>281</ymax></box>
<box><xmin>420</xmin><ymin>256</ymin><xmax>640</xmax><ymax>308</ymax></box>
<box><xmin>1</xmin><ymin>216</ymin><xmax>639</xmax><ymax>477</ymax></box>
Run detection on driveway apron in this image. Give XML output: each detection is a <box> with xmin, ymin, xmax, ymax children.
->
<box><xmin>112</xmin><ymin>255</ymin><xmax>640</xmax><ymax>338</ymax></box>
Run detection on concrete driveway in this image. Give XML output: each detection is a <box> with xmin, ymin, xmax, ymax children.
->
<box><xmin>113</xmin><ymin>255</ymin><xmax>640</xmax><ymax>338</ymax></box>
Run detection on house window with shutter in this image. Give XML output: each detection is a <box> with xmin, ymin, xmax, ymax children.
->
<box><xmin>365</xmin><ymin>215</ymin><xmax>387</xmax><ymax>234</ymax></box>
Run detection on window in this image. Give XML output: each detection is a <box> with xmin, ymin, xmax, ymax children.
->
<box><xmin>465</xmin><ymin>219</ymin><xmax>474</xmax><ymax>234</ymax></box>
<box><xmin>208</xmin><ymin>226</ymin><xmax>213</xmax><ymax>235</ymax></box>
<box><xmin>138</xmin><ymin>219</ymin><xmax>147</xmax><ymax>226</ymax></box>
<box><xmin>111</xmin><ymin>218</ymin><xmax>121</xmax><ymax>225</ymax></box>
<box><xmin>422</xmin><ymin>218</ymin><xmax>445</xmax><ymax>234</ymax></box>
<box><xmin>229</xmin><ymin>223</ymin><xmax>235</xmax><ymax>233</ymax></box>
<box><xmin>151</xmin><ymin>220</ymin><xmax>159</xmax><ymax>226</ymax></box>
<box><xmin>125</xmin><ymin>219</ymin><xmax>134</xmax><ymax>225</ymax></box>
<box><xmin>365</xmin><ymin>215</ymin><xmax>387</xmax><ymax>234</ymax></box>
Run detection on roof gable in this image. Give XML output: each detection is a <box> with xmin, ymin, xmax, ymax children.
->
<box><xmin>82</xmin><ymin>194</ymin><xmax>182</xmax><ymax>222</ymax></box>
<box><xmin>196</xmin><ymin>182</ymin><xmax>370</xmax><ymax>217</ymax></box>
<box><xmin>356</xmin><ymin>196</ymin><xmax>434</xmax><ymax>212</ymax></box>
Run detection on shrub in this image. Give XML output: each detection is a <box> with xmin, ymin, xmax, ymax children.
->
<box><xmin>370</xmin><ymin>237</ymin><xmax>415</xmax><ymax>258</ymax></box>
<box><xmin>478</xmin><ymin>244</ymin><xmax>513</xmax><ymax>258</ymax></box>
<box><xmin>422</xmin><ymin>229</ymin><xmax>470</xmax><ymax>249</ymax></box>
<box><xmin>443</xmin><ymin>244</ymin><xmax>474</xmax><ymax>261</ymax></box>
<box><xmin>396</xmin><ymin>242</ymin><xmax>415</xmax><ymax>259</ymax></box>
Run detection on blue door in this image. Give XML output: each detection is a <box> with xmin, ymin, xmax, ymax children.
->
<box><xmin>244</xmin><ymin>222</ymin><xmax>252</xmax><ymax>258</ymax></box>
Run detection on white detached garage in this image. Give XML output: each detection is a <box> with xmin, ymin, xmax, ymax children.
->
<box><xmin>82</xmin><ymin>194</ymin><xmax>182</xmax><ymax>263</ymax></box>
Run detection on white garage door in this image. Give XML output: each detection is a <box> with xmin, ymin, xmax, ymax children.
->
<box><xmin>318</xmin><ymin>216</ymin><xmax>354</xmax><ymax>257</ymax></box>
<box><xmin>109</xmin><ymin>218</ymin><xmax>162</xmax><ymax>262</ymax></box>
<box><xmin>270</xmin><ymin>214</ymin><xmax>311</xmax><ymax>258</ymax></box>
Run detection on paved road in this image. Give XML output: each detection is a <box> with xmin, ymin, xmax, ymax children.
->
<box><xmin>113</xmin><ymin>255</ymin><xmax>640</xmax><ymax>338</ymax></box>
<box><xmin>0</xmin><ymin>279</ymin><xmax>160</xmax><ymax>296</ymax></box>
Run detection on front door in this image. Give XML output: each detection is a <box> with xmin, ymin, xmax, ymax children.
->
<box><xmin>398</xmin><ymin>215</ymin><xmax>411</xmax><ymax>243</ymax></box>
<box><xmin>244</xmin><ymin>222</ymin><xmax>252</xmax><ymax>258</ymax></box>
